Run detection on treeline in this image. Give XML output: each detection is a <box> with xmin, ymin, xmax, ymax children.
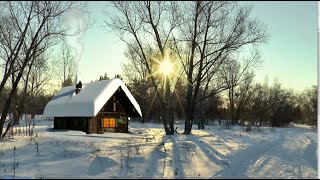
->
<box><xmin>126</xmin><ymin>78</ymin><xmax>317</xmax><ymax>128</ymax></box>
<box><xmin>0</xmin><ymin>87</ymin><xmax>53</xmax><ymax>121</ymax></box>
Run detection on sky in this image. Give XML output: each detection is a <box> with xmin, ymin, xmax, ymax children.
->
<box><xmin>71</xmin><ymin>1</ymin><xmax>317</xmax><ymax>92</ymax></box>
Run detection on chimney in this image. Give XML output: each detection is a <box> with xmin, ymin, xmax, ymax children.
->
<box><xmin>75</xmin><ymin>74</ymin><xmax>82</xmax><ymax>94</ymax></box>
<box><xmin>75</xmin><ymin>81</ymin><xmax>82</xmax><ymax>94</ymax></box>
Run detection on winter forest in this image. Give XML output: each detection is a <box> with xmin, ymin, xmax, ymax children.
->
<box><xmin>0</xmin><ymin>1</ymin><xmax>317</xmax><ymax>179</ymax></box>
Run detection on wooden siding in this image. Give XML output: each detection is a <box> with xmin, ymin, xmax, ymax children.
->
<box><xmin>88</xmin><ymin>116</ymin><xmax>98</xmax><ymax>134</ymax></box>
<box><xmin>96</xmin><ymin>94</ymin><xmax>129</xmax><ymax>133</ymax></box>
<box><xmin>53</xmin><ymin>94</ymin><xmax>130</xmax><ymax>134</ymax></box>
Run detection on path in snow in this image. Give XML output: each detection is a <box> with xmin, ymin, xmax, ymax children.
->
<box><xmin>211</xmin><ymin>127</ymin><xmax>317</xmax><ymax>178</ymax></box>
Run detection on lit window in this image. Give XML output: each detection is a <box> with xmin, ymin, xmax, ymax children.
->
<box><xmin>102</xmin><ymin>117</ymin><xmax>116</xmax><ymax>128</ymax></box>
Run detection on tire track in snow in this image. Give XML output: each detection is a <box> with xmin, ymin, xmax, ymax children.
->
<box><xmin>171</xmin><ymin>135</ymin><xmax>185</xmax><ymax>178</ymax></box>
<box><xmin>212</xmin><ymin>127</ymin><xmax>317</xmax><ymax>178</ymax></box>
<box><xmin>280</xmin><ymin>128</ymin><xmax>317</xmax><ymax>178</ymax></box>
<box><xmin>212</xmin><ymin>130</ymin><xmax>283</xmax><ymax>178</ymax></box>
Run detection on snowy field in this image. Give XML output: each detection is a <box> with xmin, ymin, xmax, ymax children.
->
<box><xmin>0</xmin><ymin>120</ymin><xmax>317</xmax><ymax>179</ymax></box>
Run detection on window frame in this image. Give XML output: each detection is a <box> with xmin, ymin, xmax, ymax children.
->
<box><xmin>101</xmin><ymin>117</ymin><xmax>117</xmax><ymax>128</ymax></box>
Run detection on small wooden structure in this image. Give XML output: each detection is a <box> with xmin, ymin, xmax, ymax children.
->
<box><xmin>43</xmin><ymin>78</ymin><xmax>142</xmax><ymax>134</ymax></box>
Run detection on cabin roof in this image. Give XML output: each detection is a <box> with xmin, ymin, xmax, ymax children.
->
<box><xmin>43</xmin><ymin>78</ymin><xmax>142</xmax><ymax>117</ymax></box>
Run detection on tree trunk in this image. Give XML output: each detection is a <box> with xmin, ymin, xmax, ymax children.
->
<box><xmin>197</xmin><ymin>118</ymin><xmax>205</xmax><ymax>130</ymax></box>
<box><xmin>201</xmin><ymin>119</ymin><xmax>205</xmax><ymax>129</ymax></box>
<box><xmin>169</xmin><ymin>112</ymin><xmax>174</xmax><ymax>135</ymax></box>
<box><xmin>184</xmin><ymin>83</ymin><xmax>193</xmax><ymax>134</ymax></box>
<box><xmin>0</xmin><ymin>79</ymin><xmax>21</xmax><ymax>139</ymax></box>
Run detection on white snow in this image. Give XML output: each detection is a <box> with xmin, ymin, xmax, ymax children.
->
<box><xmin>43</xmin><ymin>78</ymin><xmax>142</xmax><ymax>117</ymax></box>
<box><xmin>0</xmin><ymin>120</ymin><xmax>317</xmax><ymax>179</ymax></box>
<box><xmin>0</xmin><ymin>175</ymin><xmax>33</xmax><ymax>179</ymax></box>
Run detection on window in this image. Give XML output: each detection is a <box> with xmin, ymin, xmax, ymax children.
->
<box><xmin>118</xmin><ymin>117</ymin><xmax>127</xmax><ymax>125</ymax></box>
<box><xmin>102</xmin><ymin>117</ymin><xmax>116</xmax><ymax>128</ymax></box>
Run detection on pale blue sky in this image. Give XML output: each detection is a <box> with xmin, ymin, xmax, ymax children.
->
<box><xmin>74</xmin><ymin>1</ymin><xmax>317</xmax><ymax>92</ymax></box>
<box><xmin>248</xmin><ymin>1</ymin><xmax>317</xmax><ymax>92</ymax></box>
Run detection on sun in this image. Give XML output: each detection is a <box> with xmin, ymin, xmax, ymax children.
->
<box><xmin>158</xmin><ymin>60</ymin><xmax>173</xmax><ymax>76</ymax></box>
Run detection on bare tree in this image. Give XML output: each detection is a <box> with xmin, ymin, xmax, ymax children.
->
<box><xmin>15</xmin><ymin>52</ymin><xmax>52</xmax><ymax>125</ymax></box>
<box><xmin>247</xmin><ymin>79</ymin><xmax>296</xmax><ymax>127</ymax></box>
<box><xmin>268</xmin><ymin>81</ymin><xmax>296</xmax><ymax>127</ymax></box>
<box><xmin>122</xmin><ymin>44</ymin><xmax>149</xmax><ymax>83</ymax></box>
<box><xmin>122</xmin><ymin>44</ymin><xmax>176</xmax><ymax>124</ymax></box>
<box><xmin>55</xmin><ymin>40</ymin><xmax>77</xmax><ymax>87</ymax></box>
<box><xmin>218</xmin><ymin>50</ymin><xmax>260</xmax><ymax>126</ymax></box>
<box><xmin>247</xmin><ymin>81</ymin><xmax>270</xmax><ymax>126</ymax></box>
<box><xmin>104</xmin><ymin>1</ymin><xmax>182</xmax><ymax>135</ymax></box>
<box><xmin>0</xmin><ymin>1</ymin><xmax>85</xmax><ymax>139</ymax></box>
<box><xmin>196</xmin><ymin>91</ymin><xmax>221</xmax><ymax>129</ymax></box>
<box><xmin>299</xmin><ymin>85</ymin><xmax>317</xmax><ymax>125</ymax></box>
<box><xmin>171</xmin><ymin>1</ymin><xmax>268</xmax><ymax>134</ymax></box>
<box><xmin>233</xmin><ymin>72</ymin><xmax>255</xmax><ymax>126</ymax></box>
<box><xmin>105</xmin><ymin>1</ymin><xmax>268</xmax><ymax>134</ymax></box>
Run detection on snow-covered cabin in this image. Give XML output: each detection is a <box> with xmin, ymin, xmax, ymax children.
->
<box><xmin>43</xmin><ymin>78</ymin><xmax>142</xmax><ymax>134</ymax></box>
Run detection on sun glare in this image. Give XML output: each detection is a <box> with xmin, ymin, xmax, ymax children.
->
<box><xmin>159</xmin><ymin>60</ymin><xmax>173</xmax><ymax>76</ymax></box>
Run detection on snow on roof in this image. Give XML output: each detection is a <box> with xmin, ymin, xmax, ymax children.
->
<box><xmin>43</xmin><ymin>78</ymin><xmax>142</xmax><ymax>117</ymax></box>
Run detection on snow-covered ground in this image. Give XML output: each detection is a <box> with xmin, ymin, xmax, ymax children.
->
<box><xmin>0</xmin><ymin>120</ymin><xmax>317</xmax><ymax>179</ymax></box>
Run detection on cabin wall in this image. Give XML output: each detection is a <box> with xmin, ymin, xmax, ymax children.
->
<box><xmin>54</xmin><ymin>117</ymin><xmax>66</xmax><ymax>129</ymax></box>
<box><xmin>54</xmin><ymin>117</ymin><xmax>89</xmax><ymax>134</ymax></box>
<box><xmin>88</xmin><ymin>116</ymin><xmax>97</xmax><ymax>134</ymax></box>
<box><xmin>96</xmin><ymin>114</ymin><xmax>128</xmax><ymax>133</ymax></box>
<box><xmin>97</xmin><ymin>94</ymin><xmax>129</xmax><ymax>133</ymax></box>
<box><xmin>53</xmin><ymin>94</ymin><xmax>132</xmax><ymax>134</ymax></box>
<box><xmin>115</xmin><ymin>115</ymin><xmax>128</xmax><ymax>133</ymax></box>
